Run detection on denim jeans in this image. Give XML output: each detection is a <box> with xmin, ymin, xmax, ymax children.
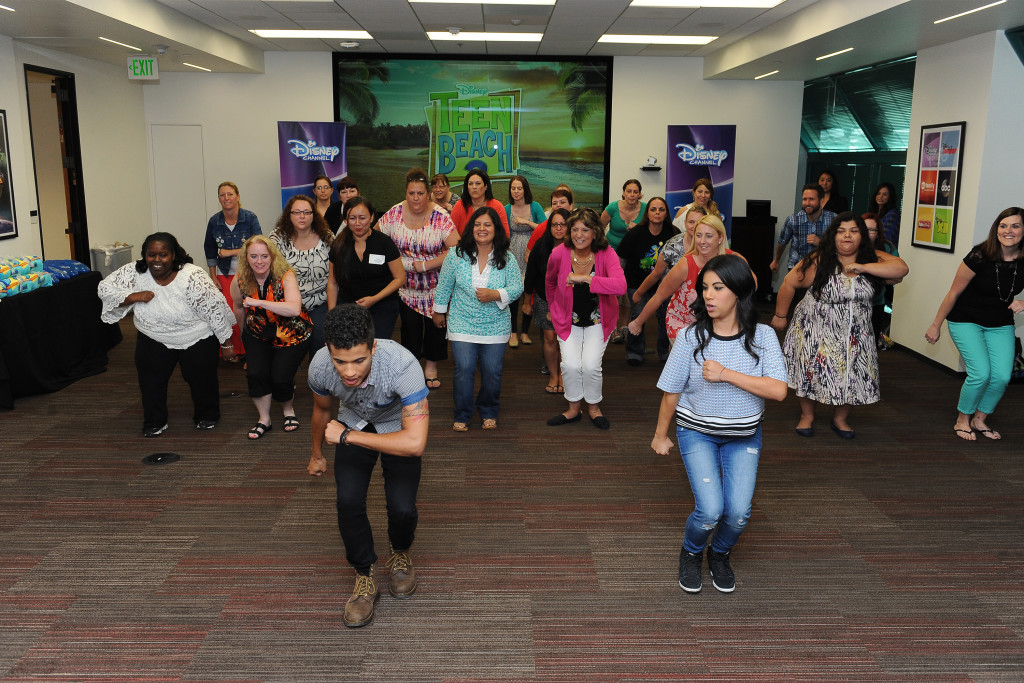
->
<box><xmin>450</xmin><ymin>340</ymin><xmax>506</xmax><ymax>423</ymax></box>
<box><xmin>625</xmin><ymin>288</ymin><xmax>670</xmax><ymax>363</ymax></box>
<box><xmin>334</xmin><ymin>424</ymin><xmax>421</xmax><ymax>574</ymax></box>
<box><xmin>677</xmin><ymin>425</ymin><xmax>761</xmax><ymax>555</ymax></box>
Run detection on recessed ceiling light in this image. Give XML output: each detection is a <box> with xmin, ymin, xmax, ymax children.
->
<box><xmin>630</xmin><ymin>1</ymin><xmax>784</xmax><ymax>7</ymax></box>
<box><xmin>427</xmin><ymin>32</ymin><xmax>544</xmax><ymax>41</ymax></box>
<box><xmin>98</xmin><ymin>36</ymin><xmax>142</xmax><ymax>51</ymax></box>
<box><xmin>754</xmin><ymin>69</ymin><xmax>779</xmax><ymax>79</ymax></box>
<box><xmin>250</xmin><ymin>30</ymin><xmax>373</xmax><ymax>39</ymax></box>
<box><xmin>339</xmin><ymin>41</ymin><xmax>360</xmax><ymax>48</ymax></box>
<box><xmin>183</xmin><ymin>62</ymin><xmax>211</xmax><ymax>72</ymax></box>
<box><xmin>598</xmin><ymin>34</ymin><xmax>717</xmax><ymax>45</ymax></box>
<box><xmin>934</xmin><ymin>0</ymin><xmax>1005</xmax><ymax>24</ymax></box>
<box><xmin>411</xmin><ymin>0</ymin><xmax>554</xmax><ymax>4</ymax></box>
<box><xmin>816</xmin><ymin>47</ymin><xmax>853</xmax><ymax>61</ymax></box>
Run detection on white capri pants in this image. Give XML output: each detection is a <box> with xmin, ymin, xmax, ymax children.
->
<box><xmin>558</xmin><ymin>324</ymin><xmax>609</xmax><ymax>404</ymax></box>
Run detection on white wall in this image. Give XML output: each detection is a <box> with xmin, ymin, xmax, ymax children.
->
<box><xmin>142</xmin><ymin>52</ymin><xmax>333</xmax><ymax>265</ymax></box>
<box><xmin>609</xmin><ymin>56</ymin><xmax>804</xmax><ymax>222</ymax></box>
<box><xmin>890</xmin><ymin>31</ymin><xmax>1024</xmax><ymax>369</ymax></box>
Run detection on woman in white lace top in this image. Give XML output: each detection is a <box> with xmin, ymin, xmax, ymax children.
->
<box><xmin>98</xmin><ymin>232</ymin><xmax>234</xmax><ymax>437</ymax></box>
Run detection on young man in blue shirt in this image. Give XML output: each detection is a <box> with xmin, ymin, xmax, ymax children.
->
<box><xmin>307</xmin><ymin>304</ymin><xmax>430</xmax><ymax>628</ymax></box>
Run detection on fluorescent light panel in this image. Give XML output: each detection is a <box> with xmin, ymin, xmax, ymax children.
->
<box><xmin>934</xmin><ymin>0</ymin><xmax>1005</xmax><ymax>24</ymax></box>
<box><xmin>816</xmin><ymin>46</ymin><xmax>853</xmax><ymax>60</ymax></box>
<box><xmin>183</xmin><ymin>62</ymin><xmax>211</xmax><ymax>72</ymax></box>
<box><xmin>630</xmin><ymin>1</ymin><xmax>784</xmax><ymax>7</ymax></box>
<box><xmin>0</xmin><ymin>4</ymin><xmax>15</xmax><ymax>12</ymax></box>
<box><xmin>99</xmin><ymin>36</ymin><xmax>141</xmax><ymax>51</ymax></box>
<box><xmin>754</xmin><ymin>69</ymin><xmax>779</xmax><ymax>79</ymax></box>
<box><xmin>427</xmin><ymin>32</ymin><xmax>544</xmax><ymax>41</ymax></box>
<box><xmin>599</xmin><ymin>34</ymin><xmax>716</xmax><ymax>45</ymax></box>
<box><xmin>250</xmin><ymin>30</ymin><xmax>372</xmax><ymax>39</ymax></box>
<box><xmin>411</xmin><ymin>0</ymin><xmax>554</xmax><ymax>4</ymax></box>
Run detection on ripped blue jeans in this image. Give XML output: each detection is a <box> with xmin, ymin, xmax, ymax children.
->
<box><xmin>677</xmin><ymin>425</ymin><xmax>761</xmax><ymax>555</ymax></box>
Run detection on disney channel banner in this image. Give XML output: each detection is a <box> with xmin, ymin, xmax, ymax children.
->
<box><xmin>665</xmin><ymin>125</ymin><xmax>736</xmax><ymax>236</ymax></box>
<box><xmin>332</xmin><ymin>55</ymin><xmax>611</xmax><ymax>210</ymax></box>
<box><xmin>277</xmin><ymin>121</ymin><xmax>348</xmax><ymax>207</ymax></box>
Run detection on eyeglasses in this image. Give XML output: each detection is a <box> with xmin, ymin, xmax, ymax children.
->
<box><xmin>314</xmin><ymin>185</ymin><xmax>331</xmax><ymax>191</ymax></box>
<box><xmin>550</xmin><ymin>221</ymin><xmax>567</xmax><ymax>228</ymax></box>
<box><xmin>290</xmin><ymin>210</ymin><xmax>313</xmax><ymax>216</ymax></box>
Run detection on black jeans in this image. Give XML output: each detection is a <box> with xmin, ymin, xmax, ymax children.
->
<box><xmin>241</xmin><ymin>331</ymin><xmax>311</xmax><ymax>402</ymax></box>
<box><xmin>398</xmin><ymin>301</ymin><xmax>448</xmax><ymax>362</ymax></box>
<box><xmin>135</xmin><ymin>332</ymin><xmax>220</xmax><ymax>430</ymax></box>
<box><xmin>334</xmin><ymin>424</ymin><xmax>422</xmax><ymax>574</ymax></box>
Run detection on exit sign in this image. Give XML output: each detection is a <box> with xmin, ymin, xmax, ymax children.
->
<box><xmin>127</xmin><ymin>55</ymin><xmax>159</xmax><ymax>80</ymax></box>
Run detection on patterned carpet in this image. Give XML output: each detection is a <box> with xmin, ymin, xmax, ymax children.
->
<box><xmin>1</xmin><ymin>318</ymin><xmax>1023</xmax><ymax>681</ymax></box>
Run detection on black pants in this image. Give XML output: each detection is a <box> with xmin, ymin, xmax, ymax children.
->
<box><xmin>135</xmin><ymin>332</ymin><xmax>220</xmax><ymax>430</ymax></box>
<box><xmin>242</xmin><ymin>331</ymin><xmax>311</xmax><ymax>402</ymax></box>
<box><xmin>509</xmin><ymin>299</ymin><xmax>533</xmax><ymax>334</ymax></box>
<box><xmin>334</xmin><ymin>424</ymin><xmax>422</xmax><ymax>574</ymax></box>
<box><xmin>398</xmin><ymin>301</ymin><xmax>448</xmax><ymax>362</ymax></box>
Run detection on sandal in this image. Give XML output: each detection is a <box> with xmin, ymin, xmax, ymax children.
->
<box><xmin>482</xmin><ymin>418</ymin><xmax>497</xmax><ymax>430</ymax></box>
<box><xmin>954</xmin><ymin>427</ymin><xmax>976</xmax><ymax>441</ymax></box>
<box><xmin>971</xmin><ymin>420</ymin><xmax>1000</xmax><ymax>440</ymax></box>
<box><xmin>283</xmin><ymin>415</ymin><xmax>300</xmax><ymax>432</ymax></box>
<box><xmin>426</xmin><ymin>377</ymin><xmax>441</xmax><ymax>390</ymax></box>
<box><xmin>545</xmin><ymin>384</ymin><xmax>560</xmax><ymax>394</ymax></box>
<box><xmin>248</xmin><ymin>422</ymin><xmax>272</xmax><ymax>440</ymax></box>
<box><xmin>453</xmin><ymin>422</ymin><xmax>468</xmax><ymax>432</ymax></box>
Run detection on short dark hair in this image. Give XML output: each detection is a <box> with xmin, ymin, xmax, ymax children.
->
<box><xmin>802</xmin><ymin>183</ymin><xmax>824</xmax><ymax>199</ymax></box>
<box><xmin>136</xmin><ymin>232</ymin><xmax>192</xmax><ymax>273</ymax></box>
<box><xmin>323</xmin><ymin>304</ymin><xmax>375</xmax><ymax>350</ymax></box>
<box><xmin>337</xmin><ymin>177</ymin><xmax>359</xmax><ymax>191</ymax></box>
<box><xmin>551</xmin><ymin>187</ymin><xmax>573</xmax><ymax>205</ymax></box>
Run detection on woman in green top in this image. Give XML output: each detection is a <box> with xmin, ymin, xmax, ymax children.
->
<box><xmin>600</xmin><ymin>179</ymin><xmax>646</xmax><ymax>249</ymax></box>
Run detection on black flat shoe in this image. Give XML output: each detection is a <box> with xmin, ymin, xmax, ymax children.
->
<box><xmin>547</xmin><ymin>413</ymin><xmax>582</xmax><ymax>426</ymax></box>
<box><xmin>795</xmin><ymin>426</ymin><xmax>814</xmax><ymax>437</ymax></box>
<box><xmin>830</xmin><ymin>421</ymin><xmax>855</xmax><ymax>439</ymax></box>
<box><xmin>590</xmin><ymin>414</ymin><xmax>610</xmax><ymax>430</ymax></box>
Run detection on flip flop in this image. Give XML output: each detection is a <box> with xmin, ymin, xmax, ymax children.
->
<box><xmin>545</xmin><ymin>384</ymin><xmax>560</xmax><ymax>394</ymax></box>
<box><xmin>954</xmin><ymin>427</ymin><xmax>976</xmax><ymax>441</ymax></box>
<box><xmin>426</xmin><ymin>377</ymin><xmax>441</xmax><ymax>390</ymax></box>
<box><xmin>972</xmin><ymin>422</ymin><xmax>1000</xmax><ymax>440</ymax></box>
<box><xmin>283</xmin><ymin>416</ymin><xmax>300</xmax><ymax>432</ymax></box>
<box><xmin>248</xmin><ymin>422</ymin><xmax>272</xmax><ymax>440</ymax></box>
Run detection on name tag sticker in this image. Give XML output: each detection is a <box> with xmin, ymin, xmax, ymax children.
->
<box><xmin>368</xmin><ymin>253</ymin><xmax>385</xmax><ymax>265</ymax></box>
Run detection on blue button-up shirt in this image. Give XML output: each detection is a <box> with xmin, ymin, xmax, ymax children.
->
<box><xmin>204</xmin><ymin>208</ymin><xmax>262</xmax><ymax>276</ymax></box>
<box><xmin>777</xmin><ymin>209</ymin><xmax>836</xmax><ymax>269</ymax></box>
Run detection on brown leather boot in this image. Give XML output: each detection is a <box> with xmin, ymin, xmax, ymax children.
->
<box><xmin>385</xmin><ymin>547</ymin><xmax>417</xmax><ymax>598</ymax></box>
<box><xmin>343</xmin><ymin>567</ymin><xmax>379</xmax><ymax>628</ymax></box>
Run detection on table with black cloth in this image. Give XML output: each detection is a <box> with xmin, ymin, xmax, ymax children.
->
<box><xmin>0</xmin><ymin>271</ymin><xmax>122</xmax><ymax>409</ymax></box>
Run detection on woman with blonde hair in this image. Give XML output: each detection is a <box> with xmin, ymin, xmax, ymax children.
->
<box><xmin>629</xmin><ymin>214</ymin><xmax>749</xmax><ymax>343</ymax></box>
<box><xmin>671</xmin><ymin>178</ymin><xmax>722</xmax><ymax>231</ymax></box>
<box><xmin>230</xmin><ymin>235</ymin><xmax>313</xmax><ymax>439</ymax></box>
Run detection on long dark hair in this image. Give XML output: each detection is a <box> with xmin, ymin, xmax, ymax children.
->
<box><xmin>635</xmin><ymin>196</ymin><xmax>673</xmax><ymax>234</ymax></box>
<box><xmin>274</xmin><ymin>194</ymin><xmax>333</xmax><ymax>245</ymax></box>
<box><xmin>870</xmin><ymin>181</ymin><xmax>898</xmax><ymax>219</ymax></box>
<box><xmin>136</xmin><ymin>232</ymin><xmax>192</xmax><ymax>273</ymax></box>
<box><xmin>507</xmin><ymin>174</ymin><xmax>534</xmax><ymax>205</ymax></box>
<box><xmin>329</xmin><ymin>196</ymin><xmax>376</xmax><ymax>291</ymax></box>
<box><xmin>798</xmin><ymin>211</ymin><xmax>880</xmax><ymax>299</ymax></box>
<box><xmin>537</xmin><ymin>208</ymin><xmax>571</xmax><ymax>254</ymax></box>
<box><xmin>689</xmin><ymin>254</ymin><xmax>761</xmax><ymax>363</ymax></box>
<box><xmin>458</xmin><ymin>168</ymin><xmax>494</xmax><ymax>210</ymax></box>
<box><xmin>456</xmin><ymin>206</ymin><xmax>509</xmax><ymax>268</ymax></box>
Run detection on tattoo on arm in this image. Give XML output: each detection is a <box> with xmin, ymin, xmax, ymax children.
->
<box><xmin>402</xmin><ymin>398</ymin><xmax>429</xmax><ymax>422</ymax></box>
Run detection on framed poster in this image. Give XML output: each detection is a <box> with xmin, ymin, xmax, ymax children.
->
<box><xmin>912</xmin><ymin>121</ymin><xmax>965</xmax><ymax>252</ymax></box>
<box><xmin>0</xmin><ymin>110</ymin><xmax>17</xmax><ymax>240</ymax></box>
<box><xmin>332</xmin><ymin>54</ymin><xmax>612</xmax><ymax>210</ymax></box>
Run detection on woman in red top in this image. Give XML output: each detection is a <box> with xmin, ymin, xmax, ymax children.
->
<box><xmin>449</xmin><ymin>169</ymin><xmax>510</xmax><ymax>237</ymax></box>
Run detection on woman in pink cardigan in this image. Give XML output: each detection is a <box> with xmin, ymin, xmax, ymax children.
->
<box><xmin>544</xmin><ymin>207</ymin><xmax>627</xmax><ymax>429</ymax></box>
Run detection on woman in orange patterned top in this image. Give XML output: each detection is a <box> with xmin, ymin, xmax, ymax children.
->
<box><xmin>231</xmin><ymin>235</ymin><xmax>313</xmax><ymax>439</ymax></box>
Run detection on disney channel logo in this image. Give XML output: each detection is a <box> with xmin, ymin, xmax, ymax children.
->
<box><xmin>675</xmin><ymin>143</ymin><xmax>729</xmax><ymax>167</ymax></box>
<box><xmin>288</xmin><ymin>139</ymin><xmax>341</xmax><ymax>163</ymax></box>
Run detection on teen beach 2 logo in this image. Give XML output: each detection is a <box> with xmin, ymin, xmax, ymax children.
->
<box><xmin>287</xmin><ymin>139</ymin><xmax>341</xmax><ymax>163</ymax></box>
<box><xmin>675</xmin><ymin>143</ymin><xmax>728</xmax><ymax>167</ymax></box>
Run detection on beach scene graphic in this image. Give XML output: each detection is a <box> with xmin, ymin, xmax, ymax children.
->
<box><xmin>335</xmin><ymin>58</ymin><xmax>609</xmax><ymax>210</ymax></box>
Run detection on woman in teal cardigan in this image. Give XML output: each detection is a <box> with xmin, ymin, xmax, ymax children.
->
<box><xmin>433</xmin><ymin>206</ymin><xmax>523</xmax><ymax>432</ymax></box>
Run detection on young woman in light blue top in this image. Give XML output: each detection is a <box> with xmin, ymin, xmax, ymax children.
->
<box><xmin>652</xmin><ymin>254</ymin><xmax>788</xmax><ymax>595</ymax></box>
<box><xmin>432</xmin><ymin>206</ymin><xmax>523</xmax><ymax>432</ymax></box>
